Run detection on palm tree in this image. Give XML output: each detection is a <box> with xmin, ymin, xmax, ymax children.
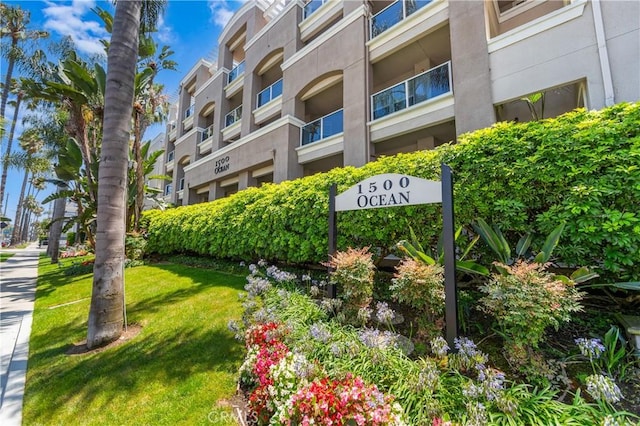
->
<box><xmin>10</xmin><ymin>128</ymin><xmax>47</xmax><ymax>245</ymax></box>
<box><xmin>0</xmin><ymin>4</ymin><xmax>48</xmax><ymax>123</ymax></box>
<box><xmin>87</xmin><ymin>0</ymin><xmax>166</xmax><ymax>349</ymax></box>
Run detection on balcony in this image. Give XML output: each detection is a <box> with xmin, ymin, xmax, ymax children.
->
<box><xmin>198</xmin><ymin>124</ymin><xmax>214</xmax><ymax>154</ymax></box>
<box><xmin>182</xmin><ymin>104</ymin><xmax>195</xmax><ymax>131</ymax></box>
<box><xmin>370</xmin><ymin>0</ymin><xmax>433</xmax><ymax>39</ymax></box>
<box><xmin>227</xmin><ymin>61</ymin><xmax>245</xmax><ymax>84</ymax></box>
<box><xmin>371</xmin><ymin>61</ymin><xmax>451</xmax><ymax>120</ymax></box>
<box><xmin>165</xmin><ymin>150</ymin><xmax>175</xmax><ymax>172</ymax></box>
<box><xmin>222</xmin><ymin>105</ymin><xmax>243</xmax><ymax>141</ymax></box>
<box><xmin>299</xmin><ymin>0</ymin><xmax>343</xmax><ymax>42</ymax></box>
<box><xmin>303</xmin><ymin>0</ymin><xmax>325</xmax><ymax>19</ymax></box>
<box><xmin>225</xmin><ymin>61</ymin><xmax>245</xmax><ymax>98</ymax></box>
<box><xmin>254</xmin><ymin>79</ymin><xmax>284</xmax><ymax>125</ymax></box>
<box><xmin>301</xmin><ymin>108</ymin><xmax>343</xmax><ymax>146</ymax></box>
<box><xmin>257</xmin><ymin>79</ymin><xmax>283</xmax><ymax>108</ymax></box>
<box><xmin>168</xmin><ymin>121</ymin><xmax>177</xmax><ymax>141</ymax></box>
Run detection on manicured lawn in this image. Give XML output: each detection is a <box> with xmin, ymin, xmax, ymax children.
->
<box><xmin>23</xmin><ymin>256</ymin><xmax>246</xmax><ymax>426</ymax></box>
<box><xmin>0</xmin><ymin>252</ymin><xmax>14</xmax><ymax>261</ymax></box>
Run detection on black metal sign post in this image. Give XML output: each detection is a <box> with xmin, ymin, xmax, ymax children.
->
<box><xmin>327</xmin><ymin>165</ymin><xmax>458</xmax><ymax>346</ymax></box>
<box><xmin>328</xmin><ymin>184</ymin><xmax>337</xmax><ymax>299</ymax></box>
<box><xmin>441</xmin><ymin>164</ymin><xmax>458</xmax><ymax>348</ymax></box>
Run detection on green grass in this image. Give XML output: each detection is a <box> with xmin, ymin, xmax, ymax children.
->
<box><xmin>0</xmin><ymin>252</ymin><xmax>14</xmax><ymax>261</ymax></box>
<box><xmin>23</xmin><ymin>256</ymin><xmax>247</xmax><ymax>426</ymax></box>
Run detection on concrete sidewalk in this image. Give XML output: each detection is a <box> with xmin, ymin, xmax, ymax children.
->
<box><xmin>0</xmin><ymin>243</ymin><xmax>43</xmax><ymax>426</ymax></box>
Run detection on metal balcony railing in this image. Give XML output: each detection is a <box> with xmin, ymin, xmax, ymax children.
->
<box><xmin>257</xmin><ymin>78</ymin><xmax>283</xmax><ymax>108</ymax></box>
<box><xmin>300</xmin><ymin>108</ymin><xmax>343</xmax><ymax>146</ymax></box>
<box><xmin>200</xmin><ymin>124</ymin><xmax>215</xmax><ymax>142</ymax></box>
<box><xmin>303</xmin><ymin>0</ymin><xmax>326</xmax><ymax>19</ymax></box>
<box><xmin>371</xmin><ymin>61</ymin><xmax>451</xmax><ymax>120</ymax></box>
<box><xmin>183</xmin><ymin>104</ymin><xmax>195</xmax><ymax>120</ymax></box>
<box><xmin>227</xmin><ymin>61</ymin><xmax>245</xmax><ymax>84</ymax></box>
<box><xmin>225</xmin><ymin>105</ymin><xmax>243</xmax><ymax>127</ymax></box>
<box><xmin>370</xmin><ymin>0</ymin><xmax>433</xmax><ymax>39</ymax></box>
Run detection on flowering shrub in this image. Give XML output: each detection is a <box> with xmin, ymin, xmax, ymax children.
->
<box><xmin>278</xmin><ymin>374</ymin><xmax>406</xmax><ymax>425</ymax></box>
<box><xmin>479</xmin><ymin>261</ymin><xmax>583</xmax><ymax>366</ymax></box>
<box><xmin>391</xmin><ymin>258</ymin><xmax>445</xmax><ymax>338</ymax></box>
<box><xmin>324</xmin><ymin>247</ymin><xmax>375</xmax><ymax>324</ymax></box>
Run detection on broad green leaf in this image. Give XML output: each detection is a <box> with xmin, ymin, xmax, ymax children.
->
<box><xmin>516</xmin><ymin>234</ymin><xmax>532</xmax><ymax>258</ymax></box>
<box><xmin>570</xmin><ymin>266</ymin><xmax>599</xmax><ymax>284</ymax></box>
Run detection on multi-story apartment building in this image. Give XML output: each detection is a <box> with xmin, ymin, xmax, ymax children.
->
<box><xmin>162</xmin><ymin>0</ymin><xmax>639</xmax><ymax>205</ymax></box>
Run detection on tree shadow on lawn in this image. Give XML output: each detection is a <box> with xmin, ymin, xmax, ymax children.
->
<box><xmin>25</xmin><ymin>325</ymin><xmax>244</xmax><ymax>424</ymax></box>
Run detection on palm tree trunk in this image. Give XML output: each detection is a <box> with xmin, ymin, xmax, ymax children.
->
<box><xmin>0</xmin><ymin>93</ymin><xmax>22</xmax><ymax>214</ymax></box>
<box><xmin>0</xmin><ymin>39</ymin><xmax>17</xmax><ymax>121</ymax></box>
<box><xmin>87</xmin><ymin>0</ymin><xmax>141</xmax><ymax>349</ymax></box>
<box><xmin>48</xmin><ymin>192</ymin><xmax>66</xmax><ymax>262</ymax></box>
<box><xmin>10</xmin><ymin>167</ymin><xmax>28</xmax><ymax>245</ymax></box>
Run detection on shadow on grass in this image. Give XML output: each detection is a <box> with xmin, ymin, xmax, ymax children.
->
<box><xmin>25</xmin><ymin>325</ymin><xmax>244</xmax><ymax>423</ymax></box>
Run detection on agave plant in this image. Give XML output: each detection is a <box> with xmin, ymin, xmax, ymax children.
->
<box><xmin>472</xmin><ymin>218</ymin><xmax>598</xmax><ymax>283</ymax></box>
<box><xmin>397</xmin><ymin>226</ymin><xmax>489</xmax><ymax>277</ymax></box>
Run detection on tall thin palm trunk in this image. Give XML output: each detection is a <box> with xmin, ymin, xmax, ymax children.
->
<box><xmin>10</xmin><ymin>166</ymin><xmax>27</xmax><ymax>245</ymax></box>
<box><xmin>87</xmin><ymin>0</ymin><xmax>141</xmax><ymax>349</ymax></box>
<box><xmin>0</xmin><ymin>93</ymin><xmax>22</xmax><ymax>213</ymax></box>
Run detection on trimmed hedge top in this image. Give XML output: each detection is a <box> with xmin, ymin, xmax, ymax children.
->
<box><xmin>145</xmin><ymin>103</ymin><xmax>640</xmax><ymax>281</ymax></box>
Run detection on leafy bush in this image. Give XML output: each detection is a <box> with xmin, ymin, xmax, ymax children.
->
<box><xmin>145</xmin><ymin>103</ymin><xmax>640</xmax><ymax>280</ymax></box>
<box><xmin>66</xmin><ymin>231</ymin><xmax>76</xmax><ymax>247</ymax></box>
<box><xmin>125</xmin><ymin>232</ymin><xmax>147</xmax><ymax>261</ymax></box>
<box><xmin>391</xmin><ymin>258</ymin><xmax>445</xmax><ymax>338</ymax></box>
<box><xmin>325</xmin><ymin>247</ymin><xmax>375</xmax><ymax>324</ymax></box>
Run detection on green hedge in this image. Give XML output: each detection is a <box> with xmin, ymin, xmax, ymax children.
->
<box><xmin>145</xmin><ymin>103</ymin><xmax>640</xmax><ymax>281</ymax></box>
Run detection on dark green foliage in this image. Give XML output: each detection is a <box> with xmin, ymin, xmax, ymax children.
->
<box><xmin>145</xmin><ymin>103</ymin><xmax>640</xmax><ymax>281</ymax></box>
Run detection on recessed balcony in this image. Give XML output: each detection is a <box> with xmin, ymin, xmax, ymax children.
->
<box><xmin>300</xmin><ymin>108</ymin><xmax>343</xmax><ymax>146</ymax></box>
<box><xmin>225</xmin><ymin>61</ymin><xmax>245</xmax><ymax>98</ymax></box>
<box><xmin>371</xmin><ymin>61</ymin><xmax>451</xmax><ymax>120</ymax></box>
<box><xmin>367</xmin><ymin>0</ymin><xmax>447</xmax><ymax>64</ymax></box>
<box><xmin>254</xmin><ymin>79</ymin><xmax>283</xmax><ymax>125</ymax></box>
<box><xmin>182</xmin><ymin>105</ymin><xmax>195</xmax><ymax>131</ymax></box>
<box><xmin>222</xmin><ymin>105</ymin><xmax>243</xmax><ymax>141</ymax></box>
<box><xmin>299</xmin><ymin>0</ymin><xmax>343</xmax><ymax>42</ymax></box>
<box><xmin>198</xmin><ymin>124</ymin><xmax>214</xmax><ymax>154</ymax></box>
<box><xmin>168</xmin><ymin>121</ymin><xmax>177</xmax><ymax>141</ymax></box>
<box><xmin>370</xmin><ymin>0</ymin><xmax>433</xmax><ymax>39</ymax></box>
<box><xmin>165</xmin><ymin>150</ymin><xmax>175</xmax><ymax>172</ymax></box>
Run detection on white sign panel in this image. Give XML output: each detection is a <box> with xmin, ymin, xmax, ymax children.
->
<box><xmin>335</xmin><ymin>173</ymin><xmax>442</xmax><ymax>211</ymax></box>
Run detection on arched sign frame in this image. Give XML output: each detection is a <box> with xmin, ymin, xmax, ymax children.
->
<box><xmin>328</xmin><ymin>164</ymin><xmax>458</xmax><ymax>347</ymax></box>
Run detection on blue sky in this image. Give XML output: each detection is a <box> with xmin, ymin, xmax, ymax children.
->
<box><xmin>1</xmin><ymin>0</ymin><xmax>244</xmax><ymax>230</ymax></box>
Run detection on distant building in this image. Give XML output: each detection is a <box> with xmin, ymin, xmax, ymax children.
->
<box><xmin>162</xmin><ymin>0</ymin><xmax>640</xmax><ymax>205</ymax></box>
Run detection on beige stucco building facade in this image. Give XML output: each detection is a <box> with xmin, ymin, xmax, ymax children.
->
<box><xmin>162</xmin><ymin>0</ymin><xmax>640</xmax><ymax>205</ymax></box>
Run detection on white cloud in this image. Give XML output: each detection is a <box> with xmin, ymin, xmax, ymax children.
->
<box><xmin>154</xmin><ymin>14</ymin><xmax>175</xmax><ymax>44</ymax></box>
<box><xmin>42</xmin><ymin>0</ymin><xmax>109</xmax><ymax>56</ymax></box>
<box><xmin>207</xmin><ymin>0</ymin><xmax>246</xmax><ymax>28</ymax></box>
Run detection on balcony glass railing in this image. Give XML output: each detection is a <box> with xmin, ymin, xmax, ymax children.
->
<box><xmin>225</xmin><ymin>105</ymin><xmax>243</xmax><ymax>127</ymax></box>
<box><xmin>371</xmin><ymin>61</ymin><xmax>451</xmax><ymax>120</ymax></box>
<box><xmin>164</xmin><ymin>184</ymin><xmax>172</xmax><ymax>196</ymax></box>
<box><xmin>227</xmin><ymin>61</ymin><xmax>245</xmax><ymax>84</ymax></box>
<box><xmin>200</xmin><ymin>124</ymin><xmax>214</xmax><ymax>142</ymax></box>
<box><xmin>303</xmin><ymin>0</ymin><xmax>325</xmax><ymax>19</ymax></box>
<box><xmin>301</xmin><ymin>108</ymin><xmax>343</xmax><ymax>146</ymax></box>
<box><xmin>167</xmin><ymin>150</ymin><xmax>175</xmax><ymax>162</ymax></box>
<box><xmin>179</xmin><ymin>178</ymin><xmax>185</xmax><ymax>191</ymax></box>
<box><xmin>183</xmin><ymin>104</ymin><xmax>195</xmax><ymax>120</ymax></box>
<box><xmin>257</xmin><ymin>79</ymin><xmax>283</xmax><ymax>108</ymax></box>
<box><xmin>370</xmin><ymin>0</ymin><xmax>432</xmax><ymax>38</ymax></box>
